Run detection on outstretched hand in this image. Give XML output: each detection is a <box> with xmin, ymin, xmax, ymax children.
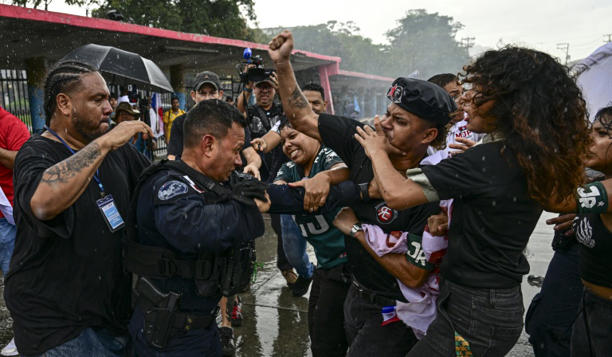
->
<box><xmin>251</xmin><ymin>138</ymin><xmax>268</xmax><ymax>152</ymax></box>
<box><xmin>268</xmin><ymin>30</ymin><xmax>294</xmax><ymax>64</ymax></box>
<box><xmin>546</xmin><ymin>213</ymin><xmax>577</xmax><ymax>236</ymax></box>
<box><xmin>99</xmin><ymin>120</ymin><xmax>153</xmax><ymax>151</ymax></box>
<box><xmin>354</xmin><ymin>116</ymin><xmax>387</xmax><ymax>159</ymax></box>
<box><xmin>288</xmin><ymin>173</ymin><xmax>331</xmax><ymax>212</ymax></box>
<box><xmin>448</xmin><ymin>137</ymin><xmax>476</xmax><ymax>157</ymax></box>
<box><xmin>242</xmin><ymin>163</ymin><xmax>261</xmax><ymax>180</ymax></box>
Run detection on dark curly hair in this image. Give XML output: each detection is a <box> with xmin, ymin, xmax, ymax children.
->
<box><xmin>460</xmin><ymin>46</ymin><xmax>590</xmax><ymax>207</ymax></box>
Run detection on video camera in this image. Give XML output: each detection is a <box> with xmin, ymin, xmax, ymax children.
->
<box><xmin>240</xmin><ymin>48</ymin><xmax>274</xmax><ymax>83</ymax></box>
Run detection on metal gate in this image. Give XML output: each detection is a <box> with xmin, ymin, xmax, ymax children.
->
<box><xmin>0</xmin><ymin>69</ymin><xmax>32</xmax><ymax>132</ymax></box>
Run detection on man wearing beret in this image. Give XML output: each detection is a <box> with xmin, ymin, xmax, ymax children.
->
<box><xmin>267</xmin><ymin>31</ymin><xmax>457</xmax><ymax>356</ymax></box>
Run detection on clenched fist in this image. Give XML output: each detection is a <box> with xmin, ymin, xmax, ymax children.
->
<box><xmin>268</xmin><ymin>31</ymin><xmax>294</xmax><ymax>64</ymax></box>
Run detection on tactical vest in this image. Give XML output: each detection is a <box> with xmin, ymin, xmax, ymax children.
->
<box><xmin>124</xmin><ymin>160</ymin><xmax>256</xmax><ymax>299</ymax></box>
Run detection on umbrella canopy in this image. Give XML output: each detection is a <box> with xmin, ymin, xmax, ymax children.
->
<box><xmin>575</xmin><ymin>42</ymin><xmax>612</xmax><ymax>122</ymax></box>
<box><xmin>58</xmin><ymin>43</ymin><xmax>173</xmax><ymax>93</ymax></box>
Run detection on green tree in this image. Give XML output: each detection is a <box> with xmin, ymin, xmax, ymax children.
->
<box><xmin>265</xmin><ymin>21</ymin><xmax>390</xmax><ymax>76</ymax></box>
<box><xmin>386</xmin><ymin>9</ymin><xmax>470</xmax><ymax>79</ymax></box>
<box><xmin>90</xmin><ymin>0</ymin><xmax>259</xmax><ymax>41</ymax></box>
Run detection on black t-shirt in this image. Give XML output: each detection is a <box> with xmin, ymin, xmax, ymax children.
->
<box><xmin>420</xmin><ymin>141</ymin><xmax>543</xmax><ymax>288</ymax></box>
<box><xmin>5</xmin><ymin>135</ymin><xmax>150</xmax><ymax>354</ymax></box>
<box><xmin>574</xmin><ymin>213</ymin><xmax>612</xmax><ymax>288</ymax></box>
<box><xmin>246</xmin><ymin>103</ymin><xmax>288</xmax><ymax>182</ymax></box>
<box><xmin>166</xmin><ymin>113</ymin><xmax>187</xmax><ymax>158</ymax></box>
<box><xmin>318</xmin><ymin>114</ymin><xmax>439</xmax><ymax>301</ymax></box>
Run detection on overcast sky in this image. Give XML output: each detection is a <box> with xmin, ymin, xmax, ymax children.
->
<box><xmin>42</xmin><ymin>0</ymin><xmax>612</xmax><ymax>61</ymax></box>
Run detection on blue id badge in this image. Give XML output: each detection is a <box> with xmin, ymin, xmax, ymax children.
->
<box><xmin>96</xmin><ymin>194</ymin><xmax>125</xmax><ymax>232</ymax></box>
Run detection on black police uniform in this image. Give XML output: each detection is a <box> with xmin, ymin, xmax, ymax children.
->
<box><xmin>126</xmin><ymin>160</ymin><xmax>264</xmax><ymax>356</ymax></box>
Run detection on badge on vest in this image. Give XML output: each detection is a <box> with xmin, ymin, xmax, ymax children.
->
<box><xmin>96</xmin><ymin>194</ymin><xmax>125</xmax><ymax>232</ymax></box>
<box><xmin>158</xmin><ymin>180</ymin><xmax>189</xmax><ymax>200</ymax></box>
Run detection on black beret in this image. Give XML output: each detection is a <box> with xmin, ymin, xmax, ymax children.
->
<box><xmin>386</xmin><ymin>77</ymin><xmax>457</xmax><ymax>126</ymax></box>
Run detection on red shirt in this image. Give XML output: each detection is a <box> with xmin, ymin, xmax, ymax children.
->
<box><xmin>0</xmin><ymin>107</ymin><xmax>30</xmax><ymax>216</ymax></box>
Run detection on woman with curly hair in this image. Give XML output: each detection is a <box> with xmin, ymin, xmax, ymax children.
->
<box><xmin>354</xmin><ymin>47</ymin><xmax>592</xmax><ymax>355</ymax></box>
<box><xmin>570</xmin><ymin>106</ymin><xmax>612</xmax><ymax>357</ymax></box>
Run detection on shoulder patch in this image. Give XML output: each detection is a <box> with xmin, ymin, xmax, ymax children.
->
<box><xmin>157</xmin><ymin>180</ymin><xmax>188</xmax><ymax>200</ymax></box>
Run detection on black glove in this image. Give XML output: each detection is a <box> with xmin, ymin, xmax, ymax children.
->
<box><xmin>231</xmin><ymin>179</ymin><xmax>267</xmax><ymax>206</ymax></box>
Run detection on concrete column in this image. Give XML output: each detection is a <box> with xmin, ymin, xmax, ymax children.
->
<box><xmin>169</xmin><ymin>64</ymin><xmax>186</xmax><ymax>110</ymax></box>
<box><xmin>24</xmin><ymin>57</ymin><xmax>46</xmax><ymax>132</ymax></box>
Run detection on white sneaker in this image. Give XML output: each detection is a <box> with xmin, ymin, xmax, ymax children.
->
<box><xmin>0</xmin><ymin>338</ymin><xmax>18</xmax><ymax>356</ymax></box>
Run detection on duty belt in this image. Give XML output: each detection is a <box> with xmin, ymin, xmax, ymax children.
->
<box><xmin>351</xmin><ymin>279</ymin><xmax>398</xmax><ymax>307</ymax></box>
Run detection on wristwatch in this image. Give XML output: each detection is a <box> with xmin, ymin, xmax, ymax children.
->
<box><xmin>350</xmin><ymin>223</ymin><xmax>364</xmax><ymax>238</ymax></box>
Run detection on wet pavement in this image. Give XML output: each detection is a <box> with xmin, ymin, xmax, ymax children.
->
<box><xmin>0</xmin><ymin>212</ymin><xmax>559</xmax><ymax>356</ymax></box>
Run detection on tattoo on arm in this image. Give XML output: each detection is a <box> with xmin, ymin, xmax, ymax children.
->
<box><xmin>41</xmin><ymin>143</ymin><xmax>102</xmax><ymax>184</ymax></box>
<box><xmin>289</xmin><ymin>87</ymin><xmax>309</xmax><ymax>109</ymax></box>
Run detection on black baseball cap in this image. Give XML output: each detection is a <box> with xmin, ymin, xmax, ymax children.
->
<box><xmin>387</xmin><ymin>77</ymin><xmax>457</xmax><ymax>126</ymax></box>
<box><xmin>192</xmin><ymin>71</ymin><xmax>221</xmax><ymax>91</ymax></box>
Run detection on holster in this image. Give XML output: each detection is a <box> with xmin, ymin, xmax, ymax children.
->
<box><xmin>135</xmin><ymin>277</ymin><xmax>180</xmax><ymax>349</ymax></box>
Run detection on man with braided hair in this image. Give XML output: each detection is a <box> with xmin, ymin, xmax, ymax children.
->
<box><xmin>4</xmin><ymin>61</ymin><xmax>152</xmax><ymax>355</ymax></box>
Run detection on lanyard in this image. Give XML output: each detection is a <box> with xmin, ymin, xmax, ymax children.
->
<box><xmin>44</xmin><ymin>125</ymin><xmax>106</xmax><ymax>195</ymax></box>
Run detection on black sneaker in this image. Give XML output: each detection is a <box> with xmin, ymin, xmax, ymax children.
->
<box><xmin>219</xmin><ymin>326</ymin><xmax>235</xmax><ymax>356</ymax></box>
<box><xmin>291</xmin><ymin>275</ymin><xmax>313</xmax><ymax>297</ymax></box>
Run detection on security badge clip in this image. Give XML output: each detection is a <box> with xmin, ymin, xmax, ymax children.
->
<box><xmin>96</xmin><ymin>194</ymin><xmax>125</xmax><ymax>232</ymax></box>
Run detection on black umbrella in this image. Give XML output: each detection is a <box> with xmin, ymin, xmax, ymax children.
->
<box><xmin>58</xmin><ymin>43</ymin><xmax>173</xmax><ymax>93</ymax></box>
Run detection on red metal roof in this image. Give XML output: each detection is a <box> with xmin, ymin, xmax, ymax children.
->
<box><xmin>0</xmin><ymin>4</ymin><xmax>341</xmax><ymax>63</ymax></box>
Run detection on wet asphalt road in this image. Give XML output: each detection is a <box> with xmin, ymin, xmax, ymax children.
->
<box><xmin>0</xmin><ymin>212</ymin><xmax>558</xmax><ymax>356</ymax></box>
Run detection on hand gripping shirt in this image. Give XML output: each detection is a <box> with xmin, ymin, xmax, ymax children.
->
<box><xmin>318</xmin><ymin>114</ymin><xmax>440</xmax><ymax>301</ymax></box>
<box><xmin>274</xmin><ymin>147</ymin><xmax>347</xmax><ymax>269</ymax></box>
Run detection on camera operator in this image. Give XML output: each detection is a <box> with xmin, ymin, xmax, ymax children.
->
<box><xmin>237</xmin><ymin>67</ymin><xmax>301</xmax><ymax>287</ymax></box>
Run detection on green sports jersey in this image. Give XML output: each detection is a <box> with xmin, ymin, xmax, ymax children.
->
<box><xmin>275</xmin><ymin>147</ymin><xmax>348</xmax><ymax>269</ymax></box>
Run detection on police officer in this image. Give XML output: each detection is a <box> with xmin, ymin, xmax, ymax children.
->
<box><xmin>125</xmin><ymin>100</ymin><xmax>270</xmax><ymax>356</ymax></box>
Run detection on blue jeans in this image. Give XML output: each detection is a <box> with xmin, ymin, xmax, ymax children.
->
<box><xmin>280</xmin><ymin>214</ymin><xmax>314</xmax><ymax>278</ymax></box>
<box><xmin>0</xmin><ymin>218</ymin><xmax>16</xmax><ymax>274</ymax></box>
<box><xmin>25</xmin><ymin>328</ymin><xmax>128</xmax><ymax>357</ymax></box>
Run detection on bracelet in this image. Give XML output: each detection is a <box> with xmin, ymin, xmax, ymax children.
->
<box><xmin>576</xmin><ymin>181</ymin><xmax>609</xmax><ymax>214</ymax></box>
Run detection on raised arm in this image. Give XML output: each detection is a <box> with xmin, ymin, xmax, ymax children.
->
<box><xmin>30</xmin><ymin>121</ymin><xmax>152</xmax><ymax>221</ymax></box>
<box><xmin>268</xmin><ymin>31</ymin><xmax>321</xmax><ymax>141</ymax></box>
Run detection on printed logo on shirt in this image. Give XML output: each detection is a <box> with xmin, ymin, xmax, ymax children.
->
<box><xmin>157</xmin><ymin>180</ymin><xmax>188</xmax><ymax>200</ymax></box>
<box><xmin>455</xmin><ymin>125</ymin><xmax>473</xmax><ymax>139</ymax></box>
<box><xmin>406</xmin><ymin>233</ymin><xmax>429</xmax><ymax>268</ymax></box>
<box><xmin>375</xmin><ymin>202</ymin><xmax>398</xmax><ymax>224</ymax></box>
<box><xmin>574</xmin><ymin>216</ymin><xmax>595</xmax><ymax>248</ymax></box>
<box><xmin>577</xmin><ymin>185</ymin><xmax>606</xmax><ymax>209</ymax></box>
